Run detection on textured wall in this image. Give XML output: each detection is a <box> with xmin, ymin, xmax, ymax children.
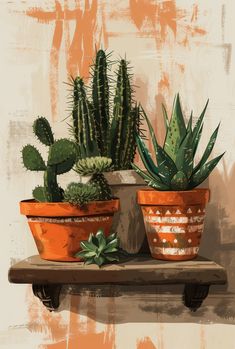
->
<box><xmin>1</xmin><ymin>1</ymin><xmax>235</xmax><ymax>348</ymax></box>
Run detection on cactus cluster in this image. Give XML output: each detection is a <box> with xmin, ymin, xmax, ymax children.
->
<box><xmin>63</xmin><ymin>182</ymin><xmax>99</xmax><ymax>206</ymax></box>
<box><xmin>75</xmin><ymin>157</ymin><xmax>113</xmax><ymax>201</ymax></box>
<box><xmin>132</xmin><ymin>95</ymin><xmax>224</xmax><ymax>191</ymax></box>
<box><xmin>69</xmin><ymin>49</ymin><xmax>143</xmax><ymax>170</ymax></box>
<box><xmin>75</xmin><ymin>229</ymin><xmax>120</xmax><ymax>267</ymax></box>
<box><xmin>22</xmin><ymin>117</ymin><xmax>77</xmax><ymax>202</ymax></box>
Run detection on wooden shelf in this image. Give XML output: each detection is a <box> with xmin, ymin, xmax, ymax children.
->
<box><xmin>8</xmin><ymin>255</ymin><xmax>227</xmax><ymax>312</ymax></box>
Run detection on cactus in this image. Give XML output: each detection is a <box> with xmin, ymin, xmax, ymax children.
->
<box><xmin>70</xmin><ymin>50</ymin><xmax>142</xmax><ymax>169</ymax></box>
<box><xmin>75</xmin><ymin>157</ymin><xmax>113</xmax><ymax>200</ymax></box>
<box><xmin>132</xmin><ymin>95</ymin><xmax>224</xmax><ymax>191</ymax></box>
<box><xmin>91</xmin><ymin>49</ymin><xmax>110</xmax><ymax>156</ymax></box>
<box><xmin>22</xmin><ymin>117</ymin><xmax>77</xmax><ymax>202</ymax></box>
<box><xmin>75</xmin><ymin>229</ymin><xmax>120</xmax><ymax>267</ymax></box>
<box><xmin>63</xmin><ymin>182</ymin><xmax>99</xmax><ymax>206</ymax></box>
<box><xmin>71</xmin><ymin>77</ymin><xmax>100</xmax><ymax>158</ymax></box>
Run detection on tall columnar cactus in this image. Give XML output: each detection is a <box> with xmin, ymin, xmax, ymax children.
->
<box><xmin>91</xmin><ymin>49</ymin><xmax>110</xmax><ymax>156</ymax></box>
<box><xmin>71</xmin><ymin>77</ymin><xmax>100</xmax><ymax>158</ymax></box>
<box><xmin>70</xmin><ymin>50</ymin><xmax>142</xmax><ymax>169</ymax></box>
<box><xmin>22</xmin><ymin>117</ymin><xmax>77</xmax><ymax>202</ymax></box>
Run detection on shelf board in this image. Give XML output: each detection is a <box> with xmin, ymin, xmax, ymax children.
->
<box><xmin>8</xmin><ymin>254</ymin><xmax>227</xmax><ymax>286</ymax></box>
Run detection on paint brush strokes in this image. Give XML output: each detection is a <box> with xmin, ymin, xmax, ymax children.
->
<box><xmin>129</xmin><ymin>0</ymin><xmax>206</xmax><ymax>47</ymax></box>
<box><xmin>26</xmin><ymin>0</ymin><xmax>101</xmax><ymax>120</ymax></box>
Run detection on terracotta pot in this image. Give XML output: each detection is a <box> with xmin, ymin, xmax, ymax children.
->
<box><xmin>20</xmin><ymin>199</ymin><xmax>120</xmax><ymax>262</ymax></box>
<box><xmin>137</xmin><ymin>188</ymin><xmax>210</xmax><ymax>261</ymax></box>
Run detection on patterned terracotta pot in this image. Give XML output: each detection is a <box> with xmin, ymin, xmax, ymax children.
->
<box><xmin>137</xmin><ymin>189</ymin><xmax>210</xmax><ymax>261</ymax></box>
<box><xmin>20</xmin><ymin>199</ymin><xmax>120</xmax><ymax>262</ymax></box>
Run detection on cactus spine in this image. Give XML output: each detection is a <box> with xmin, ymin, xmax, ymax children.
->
<box><xmin>22</xmin><ymin>117</ymin><xmax>77</xmax><ymax>202</ymax></box>
<box><xmin>71</xmin><ymin>50</ymin><xmax>141</xmax><ymax>170</ymax></box>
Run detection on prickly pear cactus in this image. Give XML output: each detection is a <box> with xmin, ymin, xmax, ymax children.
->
<box><xmin>22</xmin><ymin>117</ymin><xmax>77</xmax><ymax>202</ymax></box>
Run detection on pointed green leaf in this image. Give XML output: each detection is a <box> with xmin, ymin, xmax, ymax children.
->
<box><xmin>75</xmin><ymin>250</ymin><xmax>96</xmax><ymax>258</ymax></box>
<box><xmin>94</xmin><ymin>255</ymin><xmax>105</xmax><ymax>267</ymax></box>
<box><xmin>164</xmin><ymin>94</ymin><xmax>187</xmax><ymax>161</ymax></box>
<box><xmin>106</xmin><ymin>232</ymin><xmax>117</xmax><ymax>244</ymax></box>
<box><xmin>192</xmin><ymin>99</ymin><xmax>209</xmax><ymax>146</ymax></box>
<box><xmin>192</xmin><ymin>124</ymin><xmax>220</xmax><ymax>175</ymax></box>
<box><xmin>131</xmin><ymin>163</ymin><xmax>169</xmax><ymax>190</ymax></box>
<box><xmin>189</xmin><ymin>152</ymin><xmax>225</xmax><ymax>188</ymax></box>
<box><xmin>141</xmin><ymin>108</ymin><xmax>177</xmax><ymax>184</ymax></box>
<box><xmin>84</xmin><ymin>259</ymin><xmax>95</xmax><ymax>265</ymax></box>
<box><xmin>104</xmin><ymin>239</ymin><xmax>119</xmax><ymax>253</ymax></box>
<box><xmin>136</xmin><ymin>135</ymin><xmax>165</xmax><ymax>182</ymax></box>
<box><xmin>192</xmin><ymin>123</ymin><xmax>203</xmax><ymax>156</ymax></box>
<box><xmin>170</xmin><ymin>171</ymin><xmax>188</xmax><ymax>190</ymax></box>
<box><xmin>162</xmin><ymin>104</ymin><xmax>169</xmax><ymax>130</ymax></box>
<box><xmin>80</xmin><ymin>240</ymin><xmax>97</xmax><ymax>251</ymax></box>
<box><xmin>187</xmin><ymin>112</ymin><xmax>193</xmax><ymax>133</ymax></box>
<box><xmin>96</xmin><ymin>229</ymin><xmax>107</xmax><ymax>252</ymax></box>
<box><xmin>175</xmin><ymin>130</ymin><xmax>194</xmax><ymax>178</ymax></box>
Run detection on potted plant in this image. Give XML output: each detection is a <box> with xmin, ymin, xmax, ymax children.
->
<box><xmin>20</xmin><ymin>117</ymin><xmax>119</xmax><ymax>262</ymax></box>
<box><xmin>68</xmin><ymin>49</ymin><xmax>147</xmax><ymax>253</ymax></box>
<box><xmin>132</xmin><ymin>94</ymin><xmax>224</xmax><ymax>261</ymax></box>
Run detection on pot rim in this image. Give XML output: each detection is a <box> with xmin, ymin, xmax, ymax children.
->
<box><xmin>137</xmin><ymin>188</ymin><xmax>210</xmax><ymax>206</ymax></box>
<box><xmin>20</xmin><ymin>198</ymin><xmax>120</xmax><ymax>217</ymax></box>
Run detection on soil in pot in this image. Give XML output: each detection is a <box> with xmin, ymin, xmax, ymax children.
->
<box><xmin>137</xmin><ymin>188</ymin><xmax>210</xmax><ymax>261</ymax></box>
<box><xmin>20</xmin><ymin>199</ymin><xmax>120</xmax><ymax>262</ymax></box>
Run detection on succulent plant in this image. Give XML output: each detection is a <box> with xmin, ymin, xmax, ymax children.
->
<box><xmin>70</xmin><ymin>49</ymin><xmax>143</xmax><ymax>169</ymax></box>
<box><xmin>75</xmin><ymin>229</ymin><xmax>120</xmax><ymax>267</ymax></box>
<box><xmin>22</xmin><ymin>117</ymin><xmax>77</xmax><ymax>202</ymax></box>
<box><xmin>75</xmin><ymin>157</ymin><xmax>113</xmax><ymax>200</ymax></box>
<box><xmin>132</xmin><ymin>94</ymin><xmax>224</xmax><ymax>191</ymax></box>
<box><xmin>63</xmin><ymin>182</ymin><xmax>99</xmax><ymax>206</ymax></box>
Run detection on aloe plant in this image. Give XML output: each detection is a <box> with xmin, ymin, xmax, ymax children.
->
<box><xmin>132</xmin><ymin>94</ymin><xmax>224</xmax><ymax>190</ymax></box>
<box><xmin>75</xmin><ymin>229</ymin><xmax>120</xmax><ymax>267</ymax></box>
<box><xmin>22</xmin><ymin>117</ymin><xmax>77</xmax><ymax>202</ymax></box>
<box><xmin>75</xmin><ymin>157</ymin><xmax>113</xmax><ymax>200</ymax></box>
<box><xmin>70</xmin><ymin>50</ymin><xmax>143</xmax><ymax>169</ymax></box>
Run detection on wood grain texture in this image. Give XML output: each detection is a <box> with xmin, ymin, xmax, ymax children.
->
<box><xmin>8</xmin><ymin>255</ymin><xmax>227</xmax><ymax>286</ymax></box>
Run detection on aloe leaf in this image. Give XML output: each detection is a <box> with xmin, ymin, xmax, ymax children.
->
<box><xmin>189</xmin><ymin>152</ymin><xmax>225</xmax><ymax>188</ymax></box>
<box><xmin>175</xmin><ymin>130</ymin><xmax>194</xmax><ymax>178</ymax></box>
<box><xmin>80</xmin><ymin>240</ymin><xmax>97</xmax><ymax>251</ymax></box>
<box><xmin>136</xmin><ymin>135</ymin><xmax>165</xmax><ymax>182</ymax></box>
<box><xmin>85</xmin><ymin>259</ymin><xmax>95</xmax><ymax>265</ymax></box>
<box><xmin>170</xmin><ymin>171</ymin><xmax>188</xmax><ymax>190</ymax></box>
<box><xmin>186</xmin><ymin>111</ymin><xmax>193</xmax><ymax>133</ymax></box>
<box><xmin>94</xmin><ymin>255</ymin><xmax>105</xmax><ymax>266</ymax></box>
<box><xmin>192</xmin><ymin>123</ymin><xmax>203</xmax><ymax>156</ymax></box>
<box><xmin>162</xmin><ymin>104</ymin><xmax>169</xmax><ymax>130</ymax></box>
<box><xmin>96</xmin><ymin>229</ymin><xmax>107</xmax><ymax>251</ymax></box>
<box><xmin>192</xmin><ymin>99</ymin><xmax>209</xmax><ymax>145</ymax></box>
<box><xmin>104</xmin><ymin>239</ymin><xmax>119</xmax><ymax>253</ymax></box>
<box><xmin>141</xmin><ymin>108</ymin><xmax>177</xmax><ymax>184</ymax></box>
<box><xmin>76</xmin><ymin>250</ymin><xmax>97</xmax><ymax>258</ymax></box>
<box><xmin>75</xmin><ymin>250</ymin><xmax>90</xmax><ymax>258</ymax></box>
<box><xmin>192</xmin><ymin>123</ymin><xmax>220</xmax><ymax>175</ymax></box>
<box><xmin>131</xmin><ymin>163</ymin><xmax>169</xmax><ymax>190</ymax></box>
<box><xmin>106</xmin><ymin>232</ymin><xmax>117</xmax><ymax>244</ymax></box>
<box><xmin>164</xmin><ymin>94</ymin><xmax>187</xmax><ymax>161</ymax></box>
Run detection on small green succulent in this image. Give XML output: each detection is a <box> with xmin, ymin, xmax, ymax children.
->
<box><xmin>75</xmin><ymin>229</ymin><xmax>120</xmax><ymax>267</ymax></box>
<box><xmin>132</xmin><ymin>94</ymin><xmax>224</xmax><ymax>191</ymax></box>
<box><xmin>75</xmin><ymin>156</ymin><xmax>113</xmax><ymax>200</ymax></box>
<box><xmin>63</xmin><ymin>182</ymin><xmax>99</xmax><ymax>206</ymax></box>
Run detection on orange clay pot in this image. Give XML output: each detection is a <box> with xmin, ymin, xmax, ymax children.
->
<box><xmin>20</xmin><ymin>199</ymin><xmax>120</xmax><ymax>262</ymax></box>
<box><xmin>137</xmin><ymin>188</ymin><xmax>210</xmax><ymax>261</ymax></box>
